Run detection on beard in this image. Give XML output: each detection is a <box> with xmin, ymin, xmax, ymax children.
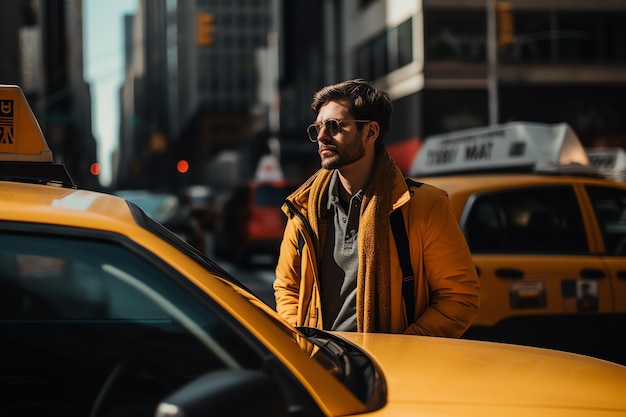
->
<box><xmin>319</xmin><ymin>139</ymin><xmax>366</xmax><ymax>170</ymax></box>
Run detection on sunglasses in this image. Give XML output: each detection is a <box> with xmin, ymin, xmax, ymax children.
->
<box><xmin>306</xmin><ymin>118</ymin><xmax>370</xmax><ymax>142</ymax></box>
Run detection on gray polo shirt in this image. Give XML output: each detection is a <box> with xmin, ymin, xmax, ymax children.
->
<box><xmin>319</xmin><ymin>172</ymin><xmax>363</xmax><ymax>331</ymax></box>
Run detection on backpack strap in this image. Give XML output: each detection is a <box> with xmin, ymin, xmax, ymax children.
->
<box><xmin>405</xmin><ymin>178</ymin><xmax>423</xmax><ymax>189</ymax></box>
<box><xmin>390</xmin><ymin>178</ymin><xmax>423</xmax><ymax>324</ymax></box>
<box><xmin>390</xmin><ymin>209</ymin><xmax>414</xmax><ymax>324</ymax></box>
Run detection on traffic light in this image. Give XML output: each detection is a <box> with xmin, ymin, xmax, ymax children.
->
<box><xmin>89</xmin><ymin>162</ymin><xmax>101</xmax><ymax>176</ymax></box>
<box><xmin>197</xmin><ymin>12</ymin><xmax>215</xmax><ymax>46</ymax></box>
<box><xmin>495</xmin><ymin>1</ymin><xmax>515</xmax><ymax>48</ymax></box>
<box><xmin>177</xmin><ymin>159</ymin><xmax>189</xmax><ymax>174</ymax></box>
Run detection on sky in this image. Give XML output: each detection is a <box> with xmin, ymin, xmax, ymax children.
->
<box><xmin>84</xmin><ymin>0</ymin><xmax>137</xmax><ymax>187</ymax></box>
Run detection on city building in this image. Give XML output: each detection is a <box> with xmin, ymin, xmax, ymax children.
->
<box><xmin>114</xmin><ymin>0</ymin><xmax>626</xmax><ymax>191</ymax></box>
<box><xmin>117</xmin><ymin>0</ymin><xmax>272</xmax><ymax>191</ymax></box>
<box><xmin>277</xmin><ymin>0</ymin><xmax>626</xmax><ymax>178</ymax></box>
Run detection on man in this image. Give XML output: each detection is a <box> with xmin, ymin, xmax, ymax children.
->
<box><xmin>273</xmin><ymin>79</ymin><xmax>479</xmax><ymax>336</ymax></box>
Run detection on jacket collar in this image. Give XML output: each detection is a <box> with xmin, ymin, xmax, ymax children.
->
<box><xmin>283</xmin><ymin>147</ymin><xmax>411</xmax><ymax>218</ymax></box>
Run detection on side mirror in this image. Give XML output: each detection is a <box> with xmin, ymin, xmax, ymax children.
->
<box><xmin>154</xmin><ymin>369</ymin><xmax>289</xmax><ymax>417</ymax></box>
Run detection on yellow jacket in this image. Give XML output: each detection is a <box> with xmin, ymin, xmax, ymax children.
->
<box><xmin>274</xmin><ymin>149</ymin><xmax>479</xmax><ymax>336</ymax></box>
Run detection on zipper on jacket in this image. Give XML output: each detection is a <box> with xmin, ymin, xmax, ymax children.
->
<box><xmin>308</xmin><ymin>307</ymin><xmax>319</xmax><ymax>328</ymax></box>
<box><xmin>284</xmin><ymin>199</ymin><xmax>321</xmax><ymax>329</ymax></box>
<box><xmin>284</xmin><ymin>199</ymin><xmax>315</xmax><ymax>244</ymax></box>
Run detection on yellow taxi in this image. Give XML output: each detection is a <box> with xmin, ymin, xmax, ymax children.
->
<box><xmin>2</xmin><ymin>84</ymin><xmax>626</xmax><ymax>417</ymax></box>
<box><xmin>409</xmin><ymin>122</ymin><xmax>626</xmax><ymax>364</ymax></box>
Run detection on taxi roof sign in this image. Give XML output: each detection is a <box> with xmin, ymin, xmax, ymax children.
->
<box><xmin>409</xmin><ymin>121</ymin><xmax>592</xmax><ymax>176</ymax></box>
<box><xmin>586</xmin><ymin>147</ymin><xmax>626</xmax><ymax>182</ymax></box>
<box><xmin>0</xmin><ymin>84</ymin><xmax>53</xmax><ymax>162</ymax></box>
<box><xmin>0</xmin><ymin>84</ymin><xmax>75</xmax><ymax>188</ymax></box>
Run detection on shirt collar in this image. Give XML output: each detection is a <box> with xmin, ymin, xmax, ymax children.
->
<box><xmin>327</xmin><ymin>170</ymin><xmax>365</xmax><ymax>210</ymax></box>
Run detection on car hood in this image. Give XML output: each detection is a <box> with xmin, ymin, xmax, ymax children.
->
<box><xmin>336</xmin><ymin>332</ymin><xmax>626</xmax><ymax>415</ymax></box>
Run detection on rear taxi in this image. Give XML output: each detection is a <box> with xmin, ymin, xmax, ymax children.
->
<box><xmin>409</xmin><ymin>122</ymin><xmax>626</xmax><ymax>364</ymax></box>
<box><xmin>2</xmin><ymin>84</ymin><xmax>626</xmax><ymax>417</ymax></box>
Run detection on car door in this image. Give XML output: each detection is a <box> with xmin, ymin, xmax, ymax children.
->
<box><xmin>460</xmin><ymin>184</ymin><xmax>615</xmax><ymax>357</ymax></box>
<box><xmin>583</xmin><ymin>184</ymin><xmax>626</xmax><ymax>314</ymax></box>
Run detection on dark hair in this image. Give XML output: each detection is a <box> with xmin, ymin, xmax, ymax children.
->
<box><xmin>311</xmin><ymin>79</ymin><xmax>393</xmax><ymax>148</ymax></box>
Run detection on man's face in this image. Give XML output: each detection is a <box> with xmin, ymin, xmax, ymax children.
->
<box><xmin>315</xmin><ymin>100</ymin><xmax>366</xmax><ymax>170</ymax></box>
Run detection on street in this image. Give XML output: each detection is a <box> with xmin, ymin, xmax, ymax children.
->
<box><xmin>204</xmin><ymin>232</ymin><xmax>277</xmax><ymax>309</ymax></box>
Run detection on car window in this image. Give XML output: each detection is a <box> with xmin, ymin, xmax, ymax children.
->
<box><xmin>463</xmin><ymin>185</ymin><xmax>588</xmax><ymax>254</ymax></box>
<box><xmin>255</xmin><ymin>184</ymin><xmax>297</xmax><ymax>207</ymax></box>
<box><xmin>585</xmin><ymin>185</ymin><xmax>626</xmax><ymax>255</ymax></box>
<box><xmin>0</xmin><ymin>231</ymin><xmax>264</xmax><ymax>416</ymax></box>
<box><xmin>116</xmin><ymin>191</ymin><xmax>180</xmax><ymax>223</ymax></box>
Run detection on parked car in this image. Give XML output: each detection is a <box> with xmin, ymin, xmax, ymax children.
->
<box><xmin>113</xmin><ymin>189</ymin><xmax>206</xmax><ymax>254</ymax></box>
<box><xmin>181</xmin><ymin>184</ymin><xmax>221</xmax><ymax>229</ymax></box>
<box><xmin>409</xmin><ymin>121</ymin><xmax>626</xmax><ymax>364</ymax></box>
<box><xmin>3</xmin><ymin>84</ymin><xmax>626</xmax><ymax>417</ymax></box>
<box><xmin>214</xmin><ymin>179</ymin><xmax>299</xmax><ymax>264</ymax></box>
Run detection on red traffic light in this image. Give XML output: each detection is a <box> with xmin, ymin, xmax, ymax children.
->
<box><xmin>177</xmin><ymin>159</ymin><xmax>189</xmax><ymax>174</ymax></box>
<box><xmin>90</xmin><ymin>162</ymin><xmax>101</xmax><ymax>176</ymax></box>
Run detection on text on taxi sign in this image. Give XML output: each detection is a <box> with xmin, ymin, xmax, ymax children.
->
<box><xmin>0</xmin><ymin>99</ymin><xmax>15</xmax><ymax>147</ymax></box>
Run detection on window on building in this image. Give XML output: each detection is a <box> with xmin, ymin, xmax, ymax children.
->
<box><xmin>358</xmin><ymin>0</ymin><xmax>376</xmax><ymax>9</ymax></box>
<box><xmin>371</xmin><ymin>33</ymin><xmax>388</xmax><ymax>80</ymax></box>
<box><xmin>501</xmin><ymin>11</ymin><xmax>626</xmax><ymax>64</ymax></box>
<box><xmin>396</xmin><ymin>18</ymin><xmax>413</xmax><ymax>68</ymax></box>
<box><xmin>354</xmin><ymin>18</ymin><xmax>413</xmax><ymax>81</ymax></box>
<box><xmin>423</xmin><ymin>10</ymin><xmax>487</xmax><ymax>63</ymax></box>
<box><xmin>355</xmin><ymin>46</ymin><xmax>372</xmax><ymax>80</ymax></box>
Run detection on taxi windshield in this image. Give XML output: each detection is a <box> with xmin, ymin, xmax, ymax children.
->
<box><xmin>110</xmin><ymin>203</ymin><xmax>385</xmax><ymax>406</ymax></box>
